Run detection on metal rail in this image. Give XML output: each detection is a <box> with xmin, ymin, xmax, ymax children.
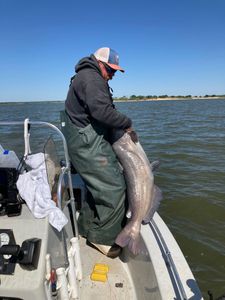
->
<box><xmin>149</xmin><ymin>219</ymin><xmax>188</xmax><ymax>300</ymax></box>
<box><xmin>0</xmin><ymin>120</ymin><xmax>79</xmax><ymax>268</ymax></box>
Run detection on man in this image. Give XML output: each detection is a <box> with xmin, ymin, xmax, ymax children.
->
<box><xmin>61</xmin><ymin>47</ymin><xmax>133</xmax><ymax>258</ymax></box>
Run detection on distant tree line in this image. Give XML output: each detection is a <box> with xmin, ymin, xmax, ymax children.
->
<box><xmin>113</xmin><ymin>94</ymin><xmax>225</xmax><ymax>101</ymax></box>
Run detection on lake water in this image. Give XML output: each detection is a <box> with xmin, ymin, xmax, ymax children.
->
<box><xmin>0</xmin><ymin>99</ymin><xmax>225</xmax><ymax>298</ymax></box>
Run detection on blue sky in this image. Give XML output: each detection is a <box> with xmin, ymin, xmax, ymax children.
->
<box><xmin>0</xmin><ymin>0</ymin><xmax>225</xmax><ymax>102</ymax></box>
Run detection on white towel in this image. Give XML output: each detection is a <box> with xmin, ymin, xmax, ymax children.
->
<box><xmin>16</xmin><ymin>153</ymin><xmax>68</xmax><ymax>231</ymax></box>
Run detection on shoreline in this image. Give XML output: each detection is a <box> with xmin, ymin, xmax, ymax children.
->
<box><xmin>114</xmin><ymin>96</ymin><xmax>225</xmax><ymax>102</ymax></box>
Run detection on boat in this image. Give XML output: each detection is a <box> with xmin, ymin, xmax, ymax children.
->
<box><xmin>0</xmin><ymin>119</ymin><xmax>203</xmax><ymax>300</ymax></box>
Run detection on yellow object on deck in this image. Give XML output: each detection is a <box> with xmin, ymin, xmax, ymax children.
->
<box><xmin>90</xmin><ymin>263</ymin><xmax>109</xmax><ymax>282</ymax></box>
<box><xmin>90</xmin><ymin>272</ymin><xmax>107</xmax><ymax>282</ymax></box>
<box><xmin>93</xmin><ymin>263</ymin><xmax>109</xmax><ymax>273</ymax></box>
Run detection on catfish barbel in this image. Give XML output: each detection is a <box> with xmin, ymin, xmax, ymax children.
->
<box><xmin>112</xmin><ymin>131</ymin><xmax>162</xmax><ymax>255</ymax></box>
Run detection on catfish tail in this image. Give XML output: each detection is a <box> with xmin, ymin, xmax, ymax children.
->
<box><xmin>115</xmin><ymin>222</ymin><xmax>147</xmax><ymax>255</ymax></box>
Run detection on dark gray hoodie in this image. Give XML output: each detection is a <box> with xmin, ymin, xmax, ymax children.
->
<box><xmin>65</xmin><ymin>55</ymin><xmax>132</xmax><ymax>130</ymax></box>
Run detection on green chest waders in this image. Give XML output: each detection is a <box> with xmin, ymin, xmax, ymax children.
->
<box><xmin>60</xmin><ymin>111</ymin><xmax>127</xmax><ymax>245</ymax></box>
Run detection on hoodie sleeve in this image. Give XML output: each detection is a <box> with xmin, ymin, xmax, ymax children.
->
<box><xmin>84</xmin><ymin>79</ymin><xmax>132</xmax><ymax>129</ymax></box>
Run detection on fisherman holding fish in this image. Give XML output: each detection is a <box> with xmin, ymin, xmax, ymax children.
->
<box><xmin>61</xmin><ymin>47</ymin><xmax>137</xmax><ymax>258</ymax></box>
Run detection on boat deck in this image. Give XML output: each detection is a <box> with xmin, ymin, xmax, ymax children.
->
<box><xmin>79</xmin><ymin>236</ymin><xmax>161</xmax><ymax>300</ymax></box>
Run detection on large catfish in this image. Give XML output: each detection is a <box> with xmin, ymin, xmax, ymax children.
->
<box><xmin>112</xmin><ymin>131</ymin><xmax>162</xmax><ymax>255</ymax></box>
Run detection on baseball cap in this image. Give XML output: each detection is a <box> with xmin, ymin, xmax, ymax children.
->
<box><xmin>94</xmin><ymin>47</ymin><xmax>125</xmax><ymax>72</ymax></box>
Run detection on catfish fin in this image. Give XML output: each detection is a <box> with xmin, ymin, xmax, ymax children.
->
<box><xmin>116</xmin><ymin>230</ymin><xmax>131</xmax><ymax>248</ymax></box>
<box><xmin>142</xmin><ymin>185</ymin><xmax>163</xmax><ymax>224</ymax></box>
<box><xmin>115</xmin><ymin>222</ymin><xmax>147</xmax><ymax>255</ymax></box>
<box><xmin>128</xmin><ymin>235</ymin><xmax>148</xmax><ymax>256</ymax></box>
<box><xmin>150</xmin><ymin>160</ymin><xmax>160</xmax><ymax>172</ymax></box>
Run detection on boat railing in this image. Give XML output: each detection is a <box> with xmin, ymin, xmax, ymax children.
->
<box><xmin>149</xmin><ymin>219</ymin><xmax>188</xmax><ymax>300</ymax></box>
<box><xmin>0</xmin><ymin>119</ymin><xmax>79</xmax><ymax>268</ymax></box>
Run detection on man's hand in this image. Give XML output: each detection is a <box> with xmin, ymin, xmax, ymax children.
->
<box><xmin>125</xmin><ymin>127</ymin><xmax>138</xmax><ymax>143</ymax></box>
